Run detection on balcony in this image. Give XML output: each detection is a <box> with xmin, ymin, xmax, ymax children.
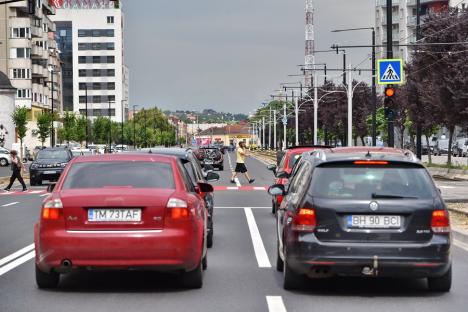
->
<box><xmin>376</xmin><ymin>0</ymin><xmax>400</xmax><ymax>7</ymax></box>
<box><xmin>31</xmin><ymin>45</ymin><xmax>43</xmax><ymax>57</ymax></box>
<box><xmin>32</xmin><ymin>64</ymin><xmax>47</xmax><ymax>78</ymax></box>
<box><xmin>381</xmin><ymin>14</ymin><xmax>400</xmax><ymax>25</ymax></box>
<box><xmin>31</xmin><ymin>26</ymin><xmax>42</xmax><ymax>38</ymax></box>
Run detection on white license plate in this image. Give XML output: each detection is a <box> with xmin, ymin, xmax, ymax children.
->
<box><xmin>205</xmin><ymin>160</ymin><xmax>213</xmax><ymax>164</ymax></box>
<box><xmin>43</xmin><ymin>171</ymin><xmax>56</xmax><ymax>175</ymax></box>
<box><xmin>88</xmin><ymin>209</ymin><xmax>142</xmax><ymax>222</ymax></box>
<box><xmin>347</xmin><ymin>215</ymin><xmax>401</xmax><ymax>229</ymax></box>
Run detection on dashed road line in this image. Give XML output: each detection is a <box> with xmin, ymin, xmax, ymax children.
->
<box><xmin>244</xmin><ymin>207</ymin><xmax>271</xmax><ymax>268</ymax></box>
<box><xmin>2</xmin><ymin>202</ymin><xmax>19</xmax><ymax>207</ymax></box>
<box><xmin>39</xmin><ymin>193</ymin><xmax>50</xmax><ymax>197</ymax></box>
<box><xmin>266</xmin><ymin>296</ymin><xmax>287</xmax><ymax>312</ymax></box>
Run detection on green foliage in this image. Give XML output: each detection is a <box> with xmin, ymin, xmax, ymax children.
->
<box><xmin>11</xmin><ymin>107</ymin><xmax>28</xmax><ymax>142</ymax></box>
<box><xmin>36</xmin><ymin>112</ymin><xmax>53</xmax><ymax>147</ymax></box>
<box><xmin>75</xmin><ymin>116</ymin><xmax>88</xmax><ymax>146</ymax></box>
<box><xmin>61</xmin><ymin>112</ymin><xmax>76</xmax><ymax>143</ymax></box>
<box><xmin>366</xmin><ymin>107</ymin><xmax>387</xmax><ymax>143</ymax></box>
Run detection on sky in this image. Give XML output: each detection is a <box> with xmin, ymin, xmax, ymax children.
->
<box><xmin>124</xmin><ymin>0</ymin><xmax>375</xmax><ymax>114</ymax></box>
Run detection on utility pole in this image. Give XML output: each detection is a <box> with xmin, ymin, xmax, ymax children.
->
<box><xmin>268</xmin><ymin>108</ymin><xmax>272</xmax><ymax>149</ymax></box>
<box><xmin>50</xmin><ymin>68</ymin><xmax>55</xmax><ymax>147</ymax></box>
<box><xmin>273</xmin><ymin>110</ymin><xmax>277</xmax><ymax>150</ymax></box>
<box><xmin>347</xmin><ymin>65</ymin><xmax>353</xmax><ymax>147</ymax></box>
<box><xmin>313</xmin><ymin>68</ymin><xmax>318</xmax><ymax>145</ymax></box>
<box><xmin>262</xmin><ymin>116</ymin><xmax>265</xmax><ymax>149</ymax></box>
<box><xmin>108</xmin><ymin>99</ymin><xmax>112</xmax><ymax>152</ymax></box>
<box><xmin>133</xmin><ymin>105</ymin><xmax>138</xmax><ymax>149</ymax></box>
<box><xmin>386</xmin><ymin>0</ymin><xmax>395</xmax><ymax>147</ymax></box>
<box><xmin>283</xmin><ymin>101</ymin><xmax>287</xmax><ymax>150</ymax></box>
<box><xmin>294</xmin><ymin>90</ymin><xmax>299</xmax><ymax>146</ymax></box>
<box><xmin>416</xmin><ymin>0</ymin><xmax>422</xmax><ymax>158</ymax></box>
<box><xmin>84</xmin><ymin>84</ymin><xmax>89</xmax><ymax>148</ymax></box>
<box><xmin>371</xmin><ymin>28</ymin><xmax>377</xmax><ymax>146</ymax></box>
<box><xmin>121</xmin><ymin>100</ymin><xmax>125</xmax><ymax>147</ymax></box>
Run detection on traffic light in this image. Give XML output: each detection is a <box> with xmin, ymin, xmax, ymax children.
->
<box><xmin>384</xmin><ymin>86</ymin><xmax>395</xmax><ymax>98</ymax></box>
<box><xmin>28</xmin><ymin>0</ymin><xmax>35</xmax><ymax>15</ymax></box>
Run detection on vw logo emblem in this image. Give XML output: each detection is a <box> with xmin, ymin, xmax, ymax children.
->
<box><xmin>369</xmin><ymin>201</ymin><xmax>379</xmax><ymax>211</ymax></box>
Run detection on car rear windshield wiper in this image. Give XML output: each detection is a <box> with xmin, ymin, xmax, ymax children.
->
<box><xmin>371</xmin><ymin>193</ymin><xmax>418</xmax><ymax>199</ymax></box>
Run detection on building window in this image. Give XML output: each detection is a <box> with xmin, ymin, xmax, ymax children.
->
<box><xmin>107</xmin><ymin>82</ymin><xmax>115</xmax><ymax>90</ymax></box>
<box><xmin>107</xmin><ymin>16</ymin><xmax>114</xmax><ymax>24</ymax></box>
<box><xmin>16</xmin><ymin>89</ymin><xmax>31</xmax><ymax>99</ymax></box>
<box><xmin>10</xmin><ymin>48</ymin><xmax>31</xmax><ymax>58</ymax></box>
<box><xmin>78</xmin><ymin>42</ymin><xmax>115</xmax><ymax>51</ymax></box>
<box><xmin>107</xmin><ymin>56</ymin><xmax>115</xmax><ymax>63</ymax></box>
<box><xmin>78</xmin><ymin>56</ymin><xmax>86</xmax><ymax>63</ymax></box>
<box><xmin>11</xmin><ymin>27</ymin><xmax>31</xmax><ymax>39</ymax></box>
<box><xmin>78</xmin><ymin>29</ymin><xmax>115</xmax><ymax>37</ymax></box>
<box><xmin>11</xmin><ymin>68</ymin><xmax>31</xmax><ymax>79</ymax></box>
<box><xmin>107</xmin><ymin>69</ymin><xmax>115</xmax><ymax>77</ymax></box>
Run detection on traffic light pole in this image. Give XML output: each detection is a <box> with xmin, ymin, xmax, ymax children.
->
<box><xmin>386</xmin><ymin>0</ymin><xmax>395</xmax><ymax>148</ymax></box>
<box><xmin>371</xmin><ymin>28</ymin><xmax>377</xmax><ymax>147</ymax></box>
<box><xmin>416</xmin><ymin>0</ymin><xmax>423</xmax><ymax>159</ymax></box>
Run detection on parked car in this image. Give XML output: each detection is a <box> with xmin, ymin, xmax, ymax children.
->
<box><xmin>71</xmin><ymin>149</ymin><xmax>96</xmax><ymax>157</ymax></box>
<box><xmin>137</xmin><ymin>147</ymin><xmax>219</xmax><ymax>248</ymax></box>
<box><xmin>29</xmin><ymin>148</ymin><xmax>74</xmax><ymax>186</ymax></box>
<box><xmin>434</xmin><ymin>139</ymin><xmax>450</xmax><ymax>156</ymax></box>
<box><xmin>0</xmin><ymin>147</ymin><xmax>11</xmax><ymax>167</ymax></box>
<box><xmin>270</xmin><ymin>147</ymin><xmax>451</xmax><ymax>292</ymax></box>
<box><xmin>452</xmin><ymin>138</ymin><xmax>468</xmax><ymax>157</ymax></box>
<box><xmin>34</xmin><ymin>153</ymin><xmax>211</xmax><ymax>289</ymax></box>
<box><xmin>194</xmin><ymin>147</ymin><xmax>224</xmax><ymax>171</ymax></box>
<box><xmin>267</xmin><ymin>146</ymin><xmax>331</xmax><ymax>214</ymax></box>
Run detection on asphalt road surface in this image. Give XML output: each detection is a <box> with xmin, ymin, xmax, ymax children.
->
<box><xmin>1</xmin><ymin>152</ymin><xmax>468</xmax><ymax>312</ymax></box>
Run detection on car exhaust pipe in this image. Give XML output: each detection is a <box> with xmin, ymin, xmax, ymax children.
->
<box><xmin>362</xmin><ymin>256</ymin><xmax>379</xmax><ymax>277</ymax></box>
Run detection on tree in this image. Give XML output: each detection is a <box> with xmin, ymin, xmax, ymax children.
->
<box><xmin>36</xmin><ymin>112</ymin><xmax>53</xmax><ymax>147</ymax></box>
<box><xmin>11</xmin><ymin>107</ymin><xmax>28</xmax><ymax>159</ymax></box>
<box><xmin>61</xmin><ymin>112</ymin><xmax>76</xmax><ymax>145</ymax></box>
<box><xmin>74</xmin><ymin>116</ymin><xmax>87</xmax><ymax>146</ymax></box>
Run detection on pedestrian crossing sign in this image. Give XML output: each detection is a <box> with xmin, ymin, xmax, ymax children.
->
<box><xmin>377</xmin><ymin>59</ymin><xmax>404</xmax><ymax>85</ymax></box>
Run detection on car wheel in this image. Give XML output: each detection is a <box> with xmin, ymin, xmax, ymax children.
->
<box><xmin>283</xmin><ymin>257</ymin><xmax>306</xmax><ymax>290</ymax></box>
<box><xmin>202</xmin><ymin>253</ymin><xmax>208</xmax><ymax>270</ymax></box>
<box><xmin>35</xmin><ymin>265</ymin><xmax>60</xmax><ymax>289</ymax></box>
<box><xmin>0</xmin><ymin>158</ymin><xmax>7</xmax><ymax>167</ymax></box>
<box><xmin>181</xmin><ymin>261</ymin><xmax>203</xmax><ymax>289</ymax></box>
<box><xmin>428</xmin><ymin>266</ymin><xmax>451</xmax><ymax>292</ymax></box>
<box><xmin>207</xmin><ymin>230</ymin><xmax>213</xmax><ymax>248</ymax></box>
<box><xmin>276</xmin><ymin>240</ymin><xmax>284</xmax><ymax>272</ymax></box>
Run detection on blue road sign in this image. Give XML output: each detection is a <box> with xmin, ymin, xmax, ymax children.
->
<box><xmin>377</xmin><ymin>59</ymin><xmax>404</xmax><ymax>85</ymax></box>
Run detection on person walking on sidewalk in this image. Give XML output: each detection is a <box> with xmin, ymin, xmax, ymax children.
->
<box><xmin>4</xmin><ymin>150</ymin><xmax>27</xmax><ymax>192</ymax></box>
<box><xmin>231</xmin><ymin>141</ymin><xmax>255</xmax><ymax>184</ymax></box>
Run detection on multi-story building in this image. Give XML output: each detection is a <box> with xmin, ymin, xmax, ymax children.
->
<box><xmin>51</xmin><ymin>0</ymin><xmax>128</xmax><ymax>123</ymax></box>
<box><xmin>0</xmin><ymin>0</ymin><xmax>62</xmax><ymax>149</ymax></box>
<box><xmin>375</xmin><ymin>0</ymin><xmax>466</xmax><ymax>62</ymax></box>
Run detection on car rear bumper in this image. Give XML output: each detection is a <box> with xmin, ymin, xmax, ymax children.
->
<box><xmin>35</xmin><ymin>224</ymin><xmax>203</xmax><ymax>273</ymax></box>
<box><xmin>30</xmin><ymin>168</ymin><xmax>64</xmax><ymax>182</ymax></box>
<box><xmin>286</xmin><ymin>235</ymin><xmax>451</xmax><ymax>278</ymax></box>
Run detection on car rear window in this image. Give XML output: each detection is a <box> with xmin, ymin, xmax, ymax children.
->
<box><xmin>62</xmin><ymin>161</ymin><xmax>175</xmax><ymax>189</ymax></box>
<box><xmin>309</xmin><ymin>165</ymin><xmax>435</xmax><ymax>199</ymax></box>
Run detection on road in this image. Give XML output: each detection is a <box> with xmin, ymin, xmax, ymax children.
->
<box><xmin>1</xmin><ymin>152</ymin><xmax>468</xmax><ymax>312</ymax></box>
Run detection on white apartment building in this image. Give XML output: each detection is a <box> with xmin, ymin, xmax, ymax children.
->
<box><xmin>51</xmin><ymin>0</ymin><xmax>128</xmax><ymax>122</ymax></box>
<box><xmin>375</xmin><ymin>0</ymin><xmax>467</xmax><ymax>63</ymax></box>
<box><xmin>0</xmin><ymin>0</ymin><xmax>62</xmax><ymax>149</ymax></box>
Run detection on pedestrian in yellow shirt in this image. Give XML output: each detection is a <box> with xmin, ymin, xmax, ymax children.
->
<box><xmin>231</xmin><ymin>142</ymin><xmax>255</xmax><ymax>184</ymax></box>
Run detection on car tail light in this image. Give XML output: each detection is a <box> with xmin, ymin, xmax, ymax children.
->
<box><xmin>431</xmin><ymin>210</ymin><xmax>450</xmax><ymax>234</ymax></box>
<box><xmin>354</xmin><ymin>160</ymin><xmax>389</xmax><ymax>165</ymax></box>
<box><xmin>166</xmin><ymin>198</ymin><xmax>189</xmax><ymax>219</ymax></box>
<box><xmin>292</xmin><ymin>208</ymin><xmax>316</xmax><ymax>232</ymax></box>
<box><xmin>42</xmin><ymin>199</ymin><xmax>63</xmax><ymax>220</ymax></box>
<box><xmin>277</xmin><ymin>195</ymin><xmax>284</xmax><ymax>205</ymax></box>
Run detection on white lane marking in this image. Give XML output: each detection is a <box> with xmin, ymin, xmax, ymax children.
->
<box><xmin>2</xmin><ymin>202</ymin><xmax>19</xmax><ymax>207</ymax></box>
<box><xmin>438</xmin><ymin>186</ymin><xmax>456</xmax><ymax>189</ymax></box>
<box><xmin>253</xmin><ymin>187</ymin><xmax>266</xmax><ymax>191</ymax></box>
<box><xmin>216</xmin><ymin>206</ymin><xmax>270</xmax><ymax>209</ymax></box>
<box><xmin>39</xmin><ymin>193</ymin><xmax>50</xmax><ymax>197</ymax></box>
<box><xmin>244</xmin><ymin>207</ymin><xmax>271</xmax><ymax>268</ymax></box>
<box><xmin>234</xmin><ymin>177</ymin><xmax>241</xmax><ymax>187</ymax></box>
<box><xmin>454</xmin><ymin>239</ymin><xmax>468</xmax><ymax>252</ymax></box>
<box><xmin>29</xmin><ymin>190</ymin><xmax>43</xmax><ymax>194</ymax></box>
<box><xmin>0</xmin><ymin>251</ymin><xmax>35</xmax><ymax>277</ymax></box>
<box><xmin>227</xmin><ymin>152</ymin><xmax>234</xmax><ymax>171</ymax></box>
<box><xmin>266</xmin><ymin>296</ymin><xmax>287</xmax><ymax>312</ymax></box>
<box><xmin>226</xmin><ymin>187</ymin><xmax>239</xmax><ymax>190</ymax></box>
<box><xmin>0</xmin><ymin>244</ymin><xmax>35</xmax><ymax>267</ymax></box>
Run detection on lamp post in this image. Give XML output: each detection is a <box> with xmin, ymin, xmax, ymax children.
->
<box><xmin>331</xmin><ymin>27</ymin><xmax>377</xmax><ymax>146</ymax></box>
<box><xmin>47</xmin><ymin>65</ymin><xmax>58</xmax><ymax>147</ymax></box>
<box><xmin>108</xmin><ymin>99</ymin><xmax>115</xmax><ymax>152</ymax></box>
<box><xmin>84</xmin><ymin>83</ymin><xmax>89</xmax><ymax>148</ymax></box>
<box><xmin>133</xmin><ymin>104</ymin><xmax>138</xmax><ymax>149</ymax></box>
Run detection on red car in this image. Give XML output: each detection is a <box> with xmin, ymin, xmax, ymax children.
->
<box><xmin>268</xmin><ymin>146</ymin><xmax>330</xmax><ymax>214</ymax></box>
<box><xmin>34</xmin><ymin>154</ymin><xmax>211</xmax><ymax>289</ymax></box>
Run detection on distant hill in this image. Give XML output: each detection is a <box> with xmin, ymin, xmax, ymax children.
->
<box><xmin>164</xmin><ymin>109</ymin><xmax>248</xmax><ymax>124</ymax></box>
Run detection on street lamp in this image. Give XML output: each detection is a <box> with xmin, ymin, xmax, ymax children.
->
<box><xmin>331</xmin><ymin>27</ymin><xmax>377</xmax><ymax>147</ymax></box>
<box><xmin>47</xmin><ymin>65</ymin><xmax>59</xmax><ymax>147</ymax></box>
<box><xmin>133</xmin><ymin>104</ymin><xmax>138</xmax><ymax>149</ymax></box>
<box><xmin>108</xmin><ymin>99</ymin><xmax>115</xmax><ymax>152</ymax></box>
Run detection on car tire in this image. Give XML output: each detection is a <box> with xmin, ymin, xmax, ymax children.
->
<box><xmin>181</xmin><ymin>261</ymin><xmax>203</xmax><ymax>289</ymax></box>
<box><xmin>276</xmin><ymin>240</ymin><xmax>284</xmax><ymax>272</ymax></box>
<box><xmin>35</xmin><ymin>265</ymin><xmax>60</xmax><ymax>289</ymax></box>
<box><xmin>202</xmin><ymin>253</ymin><xmax>208</xmax><ymax>270</ymax></box>
<box><xmin>283</xmin><ymin>258</ymin><xmax>306</xmax><ymax>290</ymax></box>
<box><xmin>428</xmin><ymin>266</ymin><xmax>452</xmax><ymax>292</ymax></box>
<box><xmin>207</xmin><ymin>230</ymin><xmax>213</xmax><ymax>248</ymax></box>
<box><xmin>0</xmin><ymin>158</ymin><xmax>8</xmax><ymax>167</ymax></box>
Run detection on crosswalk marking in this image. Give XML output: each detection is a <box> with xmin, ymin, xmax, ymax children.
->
<box><xmin>266</xmin><ymin>296</ymin><xmax>287</xmax><ymax>312</ymax></box>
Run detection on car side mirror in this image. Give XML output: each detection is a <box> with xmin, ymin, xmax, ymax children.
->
<box><xmin>204</xmin><ymin>164</ymin><xmax>215</xmax><ymax>171</ymax></box>
<box><xmin>268</xmin><ymin>184</ymin><xmax>286</xmax><ymax>196</ymax></box>
<box><xmin>275</xmin><ymin>170</ymin><xmax>290</xmax><ymax>179</ymax></box>
<box><xmin>47</xmin><ymin>183</ymin><xmax>56</xmax><ymax>193</ymax></box>
<box><xmin>205</xmin><ymin>171</ymin><xmax>220</xmax><ymax>182</ymax></box>
<box><xmin>267</xmin><ymin>164</ymin><xmax>277</xmax><ymax>174</ymax></box>
<box><xmin>198</xmin><ymin>182</ymin><xmax>214</xmax><ymax>193</ymax></box>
